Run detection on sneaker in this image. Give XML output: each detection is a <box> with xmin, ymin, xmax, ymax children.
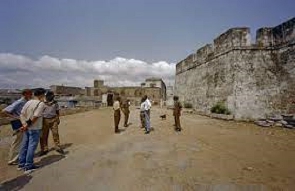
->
<box><xmin>17</xmin><ymin>166</ymin><xmax>24</xmax><ymax>171</ymax></box>
<box><xmin>176</xmin><ymin>128</ymin><xmax>182</xmax><ymax>132</ymax></box>
<box><xmin>31</xmin><ymin>165</ymin><xmax>40</xmax><ymax>169</ymax></box>
<box><xmin>145</xmin><ymin>131</ymin><xmax>150</xmax><ymax>134</ymax></box>
<box><xmin>56</xmin><ymin>149</ymin><xmax>65</xmax><ymax>155</ymax></box>
<box><xmin>24</xmin><ymin>165</ymin><xmax>39</xmax><ymax>174</ymax></box>
<box><xmin>39</xmin><ymin>150</ymin><xmax>48</xmax><ymax>157</ymax></box>
<box><xmin>8</xmin><ymin>161</ymin><xmax>18</xmax><ymax>165</ymax></box>
<box><xmin>24</xmin><ymin>169</ymin><xmax>35</xmax><ymax>174</ymax></box>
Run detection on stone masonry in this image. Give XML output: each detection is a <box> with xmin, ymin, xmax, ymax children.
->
<box><xmin>175</xmin><ymin>17</ymin><xmax>295</xmax><ymax>120</ymax></box>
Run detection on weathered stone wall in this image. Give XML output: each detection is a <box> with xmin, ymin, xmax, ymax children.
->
<box><xmin>87</xmin><ymin>85</ymin><xmax>163</xmax><ymax>106</ymax></box>
<box><xmin>50</xmin><ymin>85</ymin><xmax>83</xmax><ymax>96</ymax></box>
<box><xmin>175</xmin><ymin>17</ymin><xmax>295</xmax><ymax>120</ymax></box>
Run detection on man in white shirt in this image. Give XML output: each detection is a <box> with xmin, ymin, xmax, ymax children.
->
<box><xmin>18</xmin><ymin>88</ymin><xmax>46</xmax><ymax>174</ymax></box>
<box><xmin>143</xmin><ymin>95</ymin><xmax>152</xmax><ymax>117</ymax></box>
<box><xmin>141</xmin><ymin>96</ymin><xmax>151</xmax><ymax>134</ymax></box>
<box><xmin>113</xmin><ymin>96</ymin><xmax>121</xmax><ymax>134</ymax></box>
<box><xmin>139</xmin><ymin>97</ymin><xmax>146</xmax><ymax>129</ymax></box>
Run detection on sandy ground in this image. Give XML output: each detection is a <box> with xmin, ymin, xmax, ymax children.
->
<box><xmin>0</xmin><ymin>107</ymin><xmax>295</xmax><ymax>191</ymax></box>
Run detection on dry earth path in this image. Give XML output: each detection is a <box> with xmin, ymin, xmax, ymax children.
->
<box><xmin>1</xmin><ymin>107</ymin><xmax>295</xmax><ymax>191</ymax></box>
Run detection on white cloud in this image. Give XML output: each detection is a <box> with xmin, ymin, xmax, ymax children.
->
<box><xmin>0</xmin><ymin>53</ymin><xmax>176</xmax><ymax>89</ymax></box>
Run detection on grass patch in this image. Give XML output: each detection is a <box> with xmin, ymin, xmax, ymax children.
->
<box><xmin>183</xmin><ymin>102</ymin><xmax>193</xmax><ymax>109</ymax></box>
<box><xmin>211</xmin><ymin>102</ymin><xmax>231</xmax><ymax>115</ymax></box>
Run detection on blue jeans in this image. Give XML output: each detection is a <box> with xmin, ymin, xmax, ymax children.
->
<box><xmin>144</xmin><ymin>111</ymin><xmax>151</xmax><ymax>132</ymax></box>
<box><xmin>18</xmin><ymin>129</ymin><xmax>41</xmax><ymax>169</ymax></box>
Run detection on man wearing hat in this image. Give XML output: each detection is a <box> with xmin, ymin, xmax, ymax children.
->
<box><xmin>39</xmin><ymin>90</ymin><xmax>64</xmax><ymax>156</ymax></box>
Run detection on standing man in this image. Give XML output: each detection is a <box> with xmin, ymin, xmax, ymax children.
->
<box><xmin>40</xmin><ymin>91</ymin><xmax>64</xmax><ymax>156</ymax></box>
<box><xmin>121</xmin><ymin>99</ymin><xmax>130</xmax><ymax>127</ymax></box>
<box><xmin>2</xmin><ymin>89</ymin><xmax>32</xmax><ymax>165</ymax></box>
<box><xmin>18</xmin><ymin>88</ymin><xmax>46</xmax><ymax>174</ymax></box>
<box><xmin>139</xmin><ymin>97</ymin><xmax>146</xmax><ymax>129</ymax></box>
<box><xmin>173</xmin><ymin>96</ymin><xmax>182</xmax><ymax>132</ymax></box>
<box><xmin>143</xmin><ymin>95</ymin><xmax>152</xmax><ymax>118</ymax></box>
<box><xmin>142</xmin><ymin>96</ymin><xmax>151</xmax><ymax>134</ymax></box>
<box><xmin>113</xmin><ymin>96</ymin><xmax>121</xmax><ymax>134</ymax></box>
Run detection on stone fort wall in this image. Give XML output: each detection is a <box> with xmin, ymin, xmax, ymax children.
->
<box><xmin>175</xmin><ymin>17</ymin><xmax>295</xmax><ymax>120</ymax></box>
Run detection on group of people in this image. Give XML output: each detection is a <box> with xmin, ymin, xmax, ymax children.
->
<box><xmin>3</xmin><ymin>89</ymin><xmax>182</xmax><ymax>173</ymax></box>
<box><xmin>2</xmin><ymin>88</ymin><xmax>64</xmax><ymax>174</ymax></box>
<box><xmin>113</xmin><ymin>95</ymin><xmax>182</xmax><ymax>134</ymax></box>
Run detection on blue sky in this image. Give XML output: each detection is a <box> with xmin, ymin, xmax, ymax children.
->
<box><xmin>0</xmin><ymin>0</ymin><xmax>294</xmax><ymax>88</ymax></box>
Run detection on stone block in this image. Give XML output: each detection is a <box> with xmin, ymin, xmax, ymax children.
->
<box><xmin>211</xmin><ymin>113</ymin><xmax>234</xmax><ymax>120</ymax></box>
<box><xmin>254</xmin><ymin>120</ymin><xmax>272</xmax><ymax>127</ymax></box>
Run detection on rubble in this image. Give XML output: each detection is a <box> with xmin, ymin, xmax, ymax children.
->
<box><xmin>243</xmin><ymin>166</ymin><xmax>254</xmax><ymax>171</ymax></box>
<box><xmin>254</xmin><ymin>115</ymin><xmax>295</xmax><ymax>129</ymax></box>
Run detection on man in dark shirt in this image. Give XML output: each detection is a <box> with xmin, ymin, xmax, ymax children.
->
<box><xmin>173</xmin><ymin>96</ymin><xmax>182</xmax><ymax>132</ymax></box>
<box><xmin>121</xmin><ymin>99</ymin><xmax>130</xmax><ymax>127</ymax></box>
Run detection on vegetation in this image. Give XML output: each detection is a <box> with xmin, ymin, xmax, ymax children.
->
<box><xmin>210</xmin><ymin>102</ymin><xmax>231</xmax><ymax>115</ymax></box>
<box><xmin>184</xmin><ymin>102</ymin><xmax>193</xmax><ymax>109</ymax></box>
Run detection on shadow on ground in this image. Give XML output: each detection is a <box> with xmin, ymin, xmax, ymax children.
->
<box><xmin>60</xmin><ymin>143</ymin><xmax>73</xmax><ymax>150</ymax></box>
<box><xmin>36</xmin><ymin>154</ymin><xmax>65</xmax><ymax>168</ymax></box>
<box><xmin>34</xmin><ymin>143</ymin><xmax>72</xmax><ymax>168</ymax></box>
<box><xmin>0</xmin><ymin>143</ymin><xmax>71</xmax><ymax>191</ymax></box>
<box><xmin>35</xmin><ymin>143</ymin><xmax>73</xmax><ymax>157</ymax></box>
<box><xmin>0</xmin><ymin>174</ymin><xmax>32</xmax><ymax>191</ymax></box>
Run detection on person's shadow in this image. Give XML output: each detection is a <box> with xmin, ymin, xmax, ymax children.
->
<box><xmin>35</xmin><ymin>143</ymin><xmax>73</xmax><ymax>157</ymax></box>
<box><xmin>0</xmin><ymin>143</ymin><xmax>73</xmax><ymax>191</ymax></box>
<box><xmin>0</xmin><ymin>174</ymin><xmax>32</xmax><ymax>191</ymax></box>
<box><xmin>0</xmin><ymin>154</ymin><xmax>66</xmax><ymax>191</ymax></box>
<box><xmin>35</xmin><ymin>143</ymin><xmax>73</xmax><ymax>167</ymax></box>
<box><xmin>36</xmin><ymin>154</ymin><xmax>65</xmax><ymax>168</ymax></box>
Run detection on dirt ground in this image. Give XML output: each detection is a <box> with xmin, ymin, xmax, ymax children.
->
<box><xmin>0</xmin><ymin>107</ymin><xmax>295</xmax><ymax>191</ymax></box>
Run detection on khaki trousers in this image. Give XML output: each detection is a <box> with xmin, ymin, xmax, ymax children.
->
<box><xmin>174</xmin><ymin>115</ymin><xmax>181</xmax><ymax>130</ymax></box>
<box><xmin>8</xmin><ymin>131</ymin><xmax>23</xmax><ymax>162</ymax></box>
<box><xmin>122</xmin><ymin>109</ymin><xmax>130</xmax><ymax>126</ymax></box>
<box><xmin>40</xmin><ymin>117</ymin><xmax>61</xmax><ymax>151</ymax></box>
<box><xmin>140</xmin><ymin>111</ymin><xmax>146</xmax><ymax>128</ymax></box>
<box><xmin>114</xmin><ymin>110</ymin><xmax>121</xmax><ymax>132</ymax></box>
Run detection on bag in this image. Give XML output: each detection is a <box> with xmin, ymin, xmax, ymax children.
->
<box><xmin>10</xmin><ymin>101</ymin><xmax>42</xmax><ymax>131</ymax></box>
<box><xmin>10</xmin><ymin>119</ymin><xmax>22</xmax><ymax>131</ymax></box>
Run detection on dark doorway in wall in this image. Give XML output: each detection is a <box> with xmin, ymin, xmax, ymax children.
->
<box><xmin>94</xmin><ymin>90</ymin><xmax>99</xmax><ymax>96</ymax></box>
<box><xmin>107</xmin><ymin>94</ymin><xmax>114</xmax><ymax>106</ymax></box>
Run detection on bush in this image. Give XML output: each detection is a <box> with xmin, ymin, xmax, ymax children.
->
<box><xmin>211</xmin><ymin>102</ymin><xmax>231</xmax><ymax>115</ymax></box>
<box><xmin>184</xmin><ymin>102</ymin><xmax>193</xmax><ymax>109</ymax></box>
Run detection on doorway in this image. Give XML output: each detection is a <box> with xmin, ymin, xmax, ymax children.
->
<box><xmin>107</xmin><ymin>94</ymin><xmax>114</xmax><ymax>106</ymax></box>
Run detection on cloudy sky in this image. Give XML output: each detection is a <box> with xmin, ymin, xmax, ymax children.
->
<box><xmin>0</xmin><ymin>0</ymin><xmax>294</xmax><ymax>88</ymax></box>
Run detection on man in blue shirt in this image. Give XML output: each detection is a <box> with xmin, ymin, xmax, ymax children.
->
<box><xmin>2</xmin><ymin>89</ymin><xmax>32</xmax><ymax>165</ymax></box>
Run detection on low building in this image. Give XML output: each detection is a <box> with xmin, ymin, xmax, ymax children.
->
<box><xmin>50</xmin><ymin>85</ymin><xmax>84</xmax><ymax>96</ymax></box>
<box><xmin>86</xmin><ymin>78</ymin><xmax>167</xmax><ymax>106</ymax></box>
<box><xmin>142</xmin><ymin>78</ymin><xmax>167</xmax><ymax>101</ymax></box>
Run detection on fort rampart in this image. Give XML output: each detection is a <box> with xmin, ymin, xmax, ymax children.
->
<box><xmin>175</xmin><ymin>17</ymin><xmax>295</xmax><ymax>120</ymax></box>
